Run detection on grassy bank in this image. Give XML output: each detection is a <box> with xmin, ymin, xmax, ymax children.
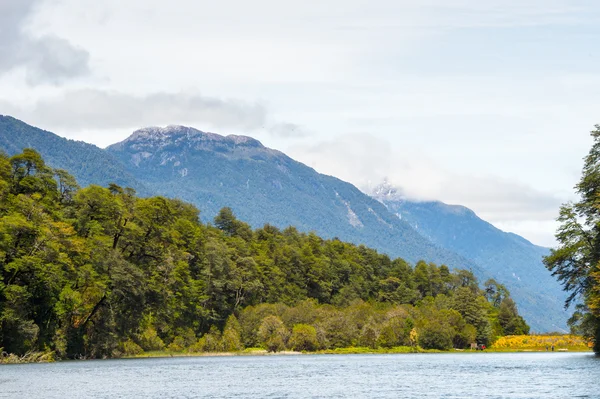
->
<box><xmin>124</xmin><ymin>346</ymin><xmax>440</xmax><ymax>358</ymax></box>
<box><xmin>126</xmin><ymin>336</ymin><xmax>592</xmax><ymax>359</ymax></box>
<box><xmin>0</xmin><ymin>350</ymin><xmax>55</xmax><ymax>364</ymax></box>
<box><xmin>2</xmin><ymin>335</ymin><xmax>591</xmax><ymax>364</ymax></box>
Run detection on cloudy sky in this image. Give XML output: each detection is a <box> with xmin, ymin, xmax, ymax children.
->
<box><xmin>1</xmin><ymin>0</ymin><xmax>599</xmax><ymax>246</ymax></box>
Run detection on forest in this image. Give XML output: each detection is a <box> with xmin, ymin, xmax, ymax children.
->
<box><xmin>0</xmin><ymin>149</ymin><xmax>528</xmax><ymax>359</ymax></box>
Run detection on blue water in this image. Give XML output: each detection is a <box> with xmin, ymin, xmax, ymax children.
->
<box><xmin>1</xmin><ymin>352</ymin><xmax>598</xmax><ymax>398</ymax></box>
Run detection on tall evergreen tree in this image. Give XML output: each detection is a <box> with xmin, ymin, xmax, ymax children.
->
<box><xmin>544</xmin><ymin>125</ymin><xmax>600</xmax><ymax>353</ymax></box>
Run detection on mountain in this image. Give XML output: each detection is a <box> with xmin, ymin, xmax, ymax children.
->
<box><xmin>371</xmin><ymin>181</ymin><xmax>568</xmax><ymax>332</ymax></box>
<box><xmin>0</xmin><ymin>117</ymin><xmax>567</xmax><ymax>331</ymax></box>
<box><xmin>105</xmin><ymin>126</ymin><xmax>484</xmax><ymax>272</ymax></box>
<box><xmin>0</xmin><ymin>115</ymin><xmax>144</xmax><ymax>192</ymax></box>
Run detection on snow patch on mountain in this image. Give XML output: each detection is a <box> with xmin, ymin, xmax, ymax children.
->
<box><xmin>370</xmin><ymin>178</ymin><xmax>406</xmax><ymax>203</ymax></box>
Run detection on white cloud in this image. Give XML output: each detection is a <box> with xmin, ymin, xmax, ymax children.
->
<box><xmin>0</xmin><ymin>0</ymin><xmax>89</xmax><ymax>85</ymax></box>
<box><xmin>288</xmin><ymin>133</ymin><xmax>564</xmax><ymax>246</ymax></box>
<box><xmin>2</xmin><ymin>88</ymin><xmax>267</xmax><ymax>132</ymax></box>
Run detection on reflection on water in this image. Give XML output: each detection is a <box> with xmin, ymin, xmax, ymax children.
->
<box><xmin>1</xmin><ymin>352</ymin><xmax>598</xmax><ymax>398</ymax></box>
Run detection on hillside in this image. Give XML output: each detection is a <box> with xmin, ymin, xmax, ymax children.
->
<box><xmin>371</xmin><ymin>181</ymin><xmax>569</xmax><ymax>332</ymax></box>
<box><xmin>0</xmin><ymin>115</ymin><xmax>143</xmax><ymax>192</ymax></box>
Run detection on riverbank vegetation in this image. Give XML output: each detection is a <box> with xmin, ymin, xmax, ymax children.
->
<box><xmin>490</xmin><ymin>334</ymin><xmax>590</xmax><ymax>352</ymax></box>
<box><xmin>1</xmin><ymin>150</ymin><xmax>529</xmax><ymax>360</ymax></box>
<box><xmin>0</xmin><ymin>349</ymin><xmax>55</xmax><ymax>364</ymax></box>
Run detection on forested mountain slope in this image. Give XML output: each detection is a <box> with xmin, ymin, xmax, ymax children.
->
<box><xmin>106</xmin><ymin>126</ymin><xmax>483</xmax><ymax>272</ymax></box>
<box><xmin>371</xmin><ymin>181</ymin><xmax>568</xmax><ymax>332</ymax></box>
<box><xmin>0</xmin><ymin>115</ymin><xmax>143</xmax><ymax>192</ymax></box>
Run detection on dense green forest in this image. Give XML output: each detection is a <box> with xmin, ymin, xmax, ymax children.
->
<box><xmin>544</xmin><ymin>125</ymin><xmax>600</xmax><ymax>354</ymax></box>
<box><xmin>0</xmin><ymin>150</ymin><xmax>528</xmax><ymax>359</ymax></box>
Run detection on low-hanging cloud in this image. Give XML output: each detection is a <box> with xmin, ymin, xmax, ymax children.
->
<box><xmin>4</xmin><ymin>88</ymin><xmax>268</xmax><ymax>132</ymax></box>
<box><xmin>0</xmin><ymin>0</ymin><xmax>89</xmax><ymax>85</ymax></box>
<box><xmin>288</xmin><ymin>133</ymin><xmax>563</xmax><ymax>245</ymax></box>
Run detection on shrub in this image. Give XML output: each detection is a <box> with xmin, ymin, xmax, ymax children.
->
<box><xmin>137</xmin><ymin>327</ymin><xmax>165</xmax><ymax>351</ymax></box>
<box><xmin>121</xmin><ymin>339</ymin><xmax>144</xmax><ymax>356</ymax></box>
<box><xmin>289</xmin><ymin>324</ymin><xmax>319</xmax><ymax>351</ymax></box>
<box><xmin>418</xmin><ymin>324</ymin><xmax>453</xmax><ymax>350</ymax></box>
<box><xmin>167</xmin><ymin>336</ymin><xmax>186</xmax><ymax>352</ymax></box>
<box><xmin>258</xmin><ymin>315</ymin><xmax>289</xmax><ymax>352</ymax></box>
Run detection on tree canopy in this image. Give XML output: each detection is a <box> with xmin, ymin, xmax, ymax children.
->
<box><xmin>0</xmin><ymin>149</ymin><xmax>528</xmax><ymax>358</ymax></box>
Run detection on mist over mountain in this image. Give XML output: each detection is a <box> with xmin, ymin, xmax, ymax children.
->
<box><xmin>0</xmin><ymin>116</ymin><xmax>567</xmax><ymax>331</ymax></box>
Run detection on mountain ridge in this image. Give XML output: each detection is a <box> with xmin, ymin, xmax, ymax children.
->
<box><xmin>117</xmin><ymin>125</ymin><xmax>266</xmax><ymax>149</ymax></box>
<box><xmin>0</xmin><ymin>115</ymin><xmax>145</xmax><ymax>192</ymax></box>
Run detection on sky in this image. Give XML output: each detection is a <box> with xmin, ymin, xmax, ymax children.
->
<box><xmin>1</xmin><ymin>0</ymin><xmax>599</xmax><ymax>247</ymax></box>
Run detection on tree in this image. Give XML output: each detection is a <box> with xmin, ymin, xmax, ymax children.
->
<box><xmin>544</xmin><ymin>125</ymin><xmax>600</xmax><ymax>353</ymax></box>
<box><xmin>418</xmin><ymin>321</ymin><xmax>453</xmax><ymax>350</ymax></box>
<box><xmin>54</xmin><ymin>169</ymin><xmax>79</xmax><ymax>204</ymax></box>
<box><xmin>289</xmin><ymin>324</ymin><xmax>318</xmax><ymax>351</ymax></box>
<box><xmin>221</xmin><ymin>315</ymin><xmax>243</xmax><ymax>352</ymax></box>
<box><xmin>484</xmin><ymin>279</ymin><xmax>510</xmax><ymax>308</ymax></box>
<box><xmin>258</xmin><ymin>315</ymin><xmax>288</xmax><ymax>352</ymax></box>
<box><xmin>498</xmin><ymin>298</ymin><xmax>530</xmax><ymax>335</ymax></box>
<box><xmin>214</xmin><ymin>207</ymin><xmax>252</xmax><ymax>240</ymax></box>
<box><xmin>9</xmin><ymin>149</ymin><xmax>57</xmax><ymax>198</ymax></box>
<box><xmin>452</xmin><ymin>287</ymin><xmax>491</xmax><ymax>345</ymax></box>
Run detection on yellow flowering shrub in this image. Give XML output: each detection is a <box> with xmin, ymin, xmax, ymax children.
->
<box><xmin>490</xmin><ymin>335</ymin><xmax>590</xmax><ymax>351</ymax></box>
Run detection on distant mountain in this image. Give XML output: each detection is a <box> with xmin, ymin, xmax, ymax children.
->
<box><xmin>371</xmin><ymin>180</ymin><xmax>568</xmax><ymax>332</ymax></box>
<box><xmin>106</xmin><ymin>126</ymin><xmax>483</xmax><ymax>271</ymax></box>
<box><xmin>0</xmin><ymin>115</ymin><xmax>143</xmax><ymax>192</ymax></box>
<box><xmin>0</xmin><ymin>117</ymin><xmax>567</xmax><ymax>331</ymax></box>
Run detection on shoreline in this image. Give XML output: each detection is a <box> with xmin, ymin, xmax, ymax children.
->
<box><xmin>1</xmin><ymin>347</ymin><xmax>593</xmax><ymax>365</ymax></box>
<box><xmin>125</xmin><ymin>346</ymin><xmax>592</xmax><ymax>360</ymax></box>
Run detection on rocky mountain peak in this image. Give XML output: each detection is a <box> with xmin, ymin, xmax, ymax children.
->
<box><xmin>370</xmin><ymin>179</ymin><xmax>406</xmax><ymax>202</ymax></box>
<box><xmin>112</xmin><ymin>125</ymin><xmax>265</xmax><ymax>151</ymax></box>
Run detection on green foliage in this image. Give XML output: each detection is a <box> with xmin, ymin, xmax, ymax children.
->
<box><xmin>192</xmin><ymin>326</ymin><xmax>223</xmax><ymax>352</ymax></box>
<box><xmin>120</xmin><ymin>339</ymin><xmax>144</xmax><ymax>356</ymax></box>
<box><xmin>258</xmin><ymin>315</ymin><xmax>289</xmax><ymax>352</ymax></box>
<box><xmin>289</xmin><ymin>324</ymin><xmax>319</xmax><ymax>351</ymax></box>
<box><xmin>544</xmin><ymin>125</ymin><xmax>600</xmax><ymax>352</ymax></box>
<box><xmin>498</xmin><ymin>298</ymin><xmax>530</xmax><ymax>336</ymax></box>
<box><xmin>0</xmin><ymin>150</ymin><xmax>528</xmax><ymax>358</ymax></box>
<box><xmin>137</xmin><ymin>326</ymin><xmax>165</xmax><ymax>352</ymax></box>
<box><xmin>222</xmin><ymin>315</ymin><xmax>243</xmax><ymax>352</ymax></box>
<box><xmin>418</xmin><ymin>322</ymin><xmax>454</xmax><ymax>351</ymax></box>
<box><xmin>377</xmin><ymin>313</ymin><xmax>412</xmax><ymax>348</ymax></box>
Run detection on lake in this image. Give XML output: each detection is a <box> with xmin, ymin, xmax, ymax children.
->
<box><xmin>1</xmin><ymin>352</ymin><xmax>598</xmax><ymax>398</ymax></box>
